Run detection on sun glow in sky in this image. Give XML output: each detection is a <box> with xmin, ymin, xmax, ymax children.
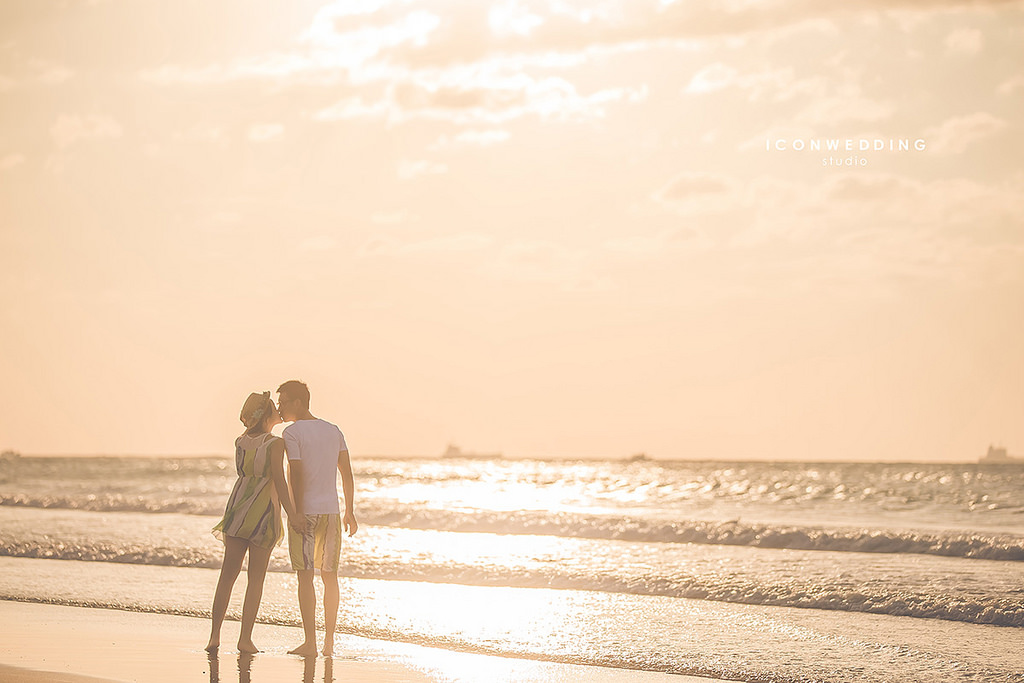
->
<box><xmin>1</xmin><ymin>0</ymin><xmax>1023</xmax><ymax>461</ymax></box>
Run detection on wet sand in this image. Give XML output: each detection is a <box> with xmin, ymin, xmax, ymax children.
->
<box><xmin>0</xmin><ymin>600</ymin><xmax>727</xmax><ymax>682</ymax></box>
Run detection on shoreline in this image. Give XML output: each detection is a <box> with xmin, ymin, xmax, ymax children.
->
<box><xmin>0</xmin><ymin>600</ymin><xmax>726</xmax><ymax>683</ymax></box>
<box><xmin>3</xmin><ymin>453</ymin><xmax>1005</xmax><ymax>465</ymax></box>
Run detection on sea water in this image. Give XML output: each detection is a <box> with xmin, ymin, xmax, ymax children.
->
<box><xmin>1</xmin><ymin>456</ymin><xmax>1022</xmax><ymax>682</ymax></box>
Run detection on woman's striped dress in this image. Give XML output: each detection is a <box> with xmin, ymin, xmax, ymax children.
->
<box><xmin>212</xmin><ymin>432</ymin><xmax>283</xmax><ymax>548</ymax></box>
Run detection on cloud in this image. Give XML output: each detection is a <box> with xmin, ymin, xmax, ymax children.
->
<box><xmin>944</xmin><ymin>27</ymin><xmax>983</xmax><ymax>54</ymax></box>
<box><xmin>173</xmin><ymin>125</ymin><xmax>229</xmax><ymax>147</ymax></box>
<box><xmin>300</xmin><ymin>0</ymin><xmax>408</xmax><ymax>42</ymax></box>
<box><xmin>0</xmin><ymin>154</ymin><xmax>25</xmax><ymax>171</ymax></box>
<box><xmin>658</xmin><ymin>173</ymin><xmax>732</xmax><ymax>202</ymax></box>
<box><xmin>923</xmin><ymin>112</ymin><xmax>1007</xmax><ymax>154</ymax></box>
<box><xmin>296</xmin><ymin>236</ymin><xmax>339</xmax><ymax>252</ymax></box>
<box><xmin>372</xmin><ymin>211</ymin><xmax>412</xmax><ymax>224</ymax></box>
<box><xmin>453</xmin><ymin>128</ymin><xmax>511</xmax><ymax>146</ymax></box>
<box><xmin>406</xmin><ymin>233</ymin><xmax>494</xmax><ymax>253</ymax></box>
<box><xmin>376</xmin><ymin>0</ymin><xmax>1020</xmax><ymax>68</ymax></box>
<box><xmin>489</xmin><ymin>0</ymin><xmax>545</xmax><ymax>38</ymax></box>
<box><xmin>303</xmin><ymin>7</ymin><xmax>443</xmax><ymax>73</ymax></box>
<box><xmin>358</xmin><ymin>232</ymin><xmax>493</xmax><ymax>257</ymax></box>
<box><xmin>33</xmin><ymin>60</ymin><xmax>74</xmax><ymax>84</ymax></box>
<box><xmin>683</xmin><ymin>63</ymin><xmax>867</xmax><ymax>118</ymax></box>
<box><xmin>313</xmin><ymin>95</ymin><xmax>392</xmax><ymax>121</ymax></box>
<box><xmin>393</xmin><ymin>77</ymin><xmax>523</xmax><ymax>111</ymax></box>
<box><xmin>0</xmin><ymin>58</ymin><xmax>74</xmax><ymax>90</ymax></box>
<box><xmin>490</xmin><ymin>239</ymin><xmax>596</xmax><ymax>288</ymax></box>
<box><xmin>397</xmin><ymin>159</ymin><xmax>449</xmax><ymax>179</ymax></box>
<box><xmin>248</xmin><ymin>123</ymin><xmax>284</xmax><ymax>142</ymax></box>
<box><xmin>140</xmin><ymin>0</ymin><xmax>939</xmax><ymax>138</ymax></box>
<box><xmin>141</xmin><ymin>8</ymin><xmax>438</xmax><ymax>86</ymax></box>
<box><xmin>795</xmin><ymin>86</ymin><xmax>892</xmax><ymax>125</ymax></box>
<box><xmin>315</xmin><ymin>71</ymin><xmax>646</xmax><ymax>125</ymax></box>
<box><xmin>138</xmin><ymin>0</ymin><xmax>1022</xmax><ymax>95</ymax></box>
<box><xmin>50</xmin><ymin>114</ymin><xmax>123</xmax><ymax>149</ymax></box>
<box><xmin>996</xmin><ymin>75</ymin><xmax>1024</xmax><ymax>96</ymax></box>
<box><xmin>824</xmin><ymin>174</ymin><xmax>924</xmax><ymax>202</ymax></box>
<box><xmin>355</xmin><ymin>232</ymin><xmax>608</xmax><ymax>290</ymax></box>
<box><xmin>141</xmin><ymin>55</ymin><xmax>321</xmax><ymax>85</ymax></box>
<box><xmin>654</xmin><ymin>169</ymin><xmax>1024</xmax><ymax>263</ymax></box>
<box><xmin>684</xmin><ymin>63</ymin><xmax>738</xmax><ymax>94</ymax></box>
<box><xmin>603</xmin><ymin>227</ymin><xmax>702</xmax><ymax>255</ymax></box>
<box><xmin>430</xmin><ymin>128</ymin><xmax>512</xmax><ymax>150</ymax></box>
<box><xmin>806</xmin><ymin>174</ymin><xmax>1024</xmax><ymax>271</ymax></box>
<box><xmin>200</xmin><ymin>211</ymin><xmax>242</xmax><ymax>230</ymax></box>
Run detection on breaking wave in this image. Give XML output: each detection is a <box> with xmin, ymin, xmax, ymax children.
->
<box><xmin>3</xmin><ymin>493</ymin><xmax>1022</xmax><ymax>561</ymax></box>
<box><xmin>1</xmin><ymin>536</ymin><xmax>1021</xmax><ymax>627</ymax></box>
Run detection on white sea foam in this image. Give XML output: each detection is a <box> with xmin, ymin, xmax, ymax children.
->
<box><xmin>2</xmin><ymin>557</ymin><xmax>1023</xmax><ymax>683</ymax></box>
<box><xmin>3</xmin><ymin>493</ymin><xmax>1021</xmax><ymax>561</ymax></box>
<box><xmin>3</xmin><ymin>457</ymin><xmax>1023</xmax><ymax>633</ymax></box>
<box><xmin>360</xmin><ymin>508</ymin><xmax>1024</xmax><ymax>561</ymax></box>
<box><xmin>3</xmin><ymin>453</ymin><xmax>1024</xmax><ymax>683</ymax></box>
<box><xmin>3</xmin><ymin>508</ymin><xmax>1022</xmax><ymax>627</ymax></box>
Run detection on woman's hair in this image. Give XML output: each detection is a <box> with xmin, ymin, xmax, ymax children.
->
<box><xmin>244</xmin><ymin>415</ymin><xmax>269</xmax><ymax>437</ymax></box>
<box><xmin>240</xmin><ymin>391</ymin><xmax>272</xmax><ymax>436</ymax></box>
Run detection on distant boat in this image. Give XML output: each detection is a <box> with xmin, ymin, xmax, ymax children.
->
<box><xmin>979</xmin><ymin>444</ymin><xmax>1023</xmax><ymax>464</ymax></box>
<box><xmin>626</xmin><ymin>452</ymin><xmax>650</xmax><ymax>462</ymax></box>
<box><xmin>0</xmin><ymin>450</ymin><xmax>21</xmax><ymax>461</ymax></box>
<box><xmin>442</xmin><ymin>443</ymin><xmax>502</xmax><ymax>459</ymax></box>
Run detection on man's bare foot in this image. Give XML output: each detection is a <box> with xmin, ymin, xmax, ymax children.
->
<box><xmin>205</xmin><ymin>637</ymin><xmax>219</xmax><ymax>652</ymax></box>
<box><xmin>288</xmin><ymin>641</ymin><xmax>318</xmax><ymax>656</ymax></box>
<box><xmin>321</xmin><ymin>638</ymin><xmax>334</xmax><ymax>657</ymax></box>
<box><xmin>237</xmin><ymin>639</ymin><xmax>260</xmax><ymax>654</ymax></box>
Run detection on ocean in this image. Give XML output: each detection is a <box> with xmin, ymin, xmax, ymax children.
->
<box><xmin>1</xmin><ymin>455</ymin><xmax>1022</xmax><ymax>682</ymax></box>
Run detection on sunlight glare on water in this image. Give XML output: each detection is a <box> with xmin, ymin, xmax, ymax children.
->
<box><xmin>377</xmin><ymin>461</ymin><xmax>633</xmax><ymax>513</ymax></box>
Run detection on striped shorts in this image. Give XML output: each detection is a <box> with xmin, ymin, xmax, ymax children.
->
<box><xmin>288</xmin><ymin>513</ymin><xmax>343</xmax><ymax>572</ymax></box>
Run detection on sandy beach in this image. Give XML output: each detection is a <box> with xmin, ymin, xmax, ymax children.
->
<box><xmin>0</xmin><ymin>600</ymin><xmax>725</xmax><ymax>683</ymax></box>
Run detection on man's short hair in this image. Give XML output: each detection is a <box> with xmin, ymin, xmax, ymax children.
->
<box><xmin>277</xmin><ymin>380</ymin><xmax>310</xmax><ymax>410</ymax></box>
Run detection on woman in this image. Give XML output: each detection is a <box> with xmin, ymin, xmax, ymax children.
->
<box><xmin>207</xmin><ymin>391</ymin><xmax>297</xmax><ymax>652</ymax></box>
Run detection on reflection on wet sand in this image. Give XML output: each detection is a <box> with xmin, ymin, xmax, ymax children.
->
<box><xmin>206</xmin><ymin>651</ymin><xmax>334</xmax><ymax>683</ymax></box>
<box><xmin>304</xmin><ymin>656</ymin><xmax>334</xmax><ymax>683</ymax></box>
<box><xmin>238</xmin><ymin>653</ymin><xmax>252</xmax><ymax>683</ymax></box>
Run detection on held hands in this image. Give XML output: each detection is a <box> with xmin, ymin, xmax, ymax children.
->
<box><xmin>288</xmin><ymin>513</ymin><xmax>309</xmax><ymax>535</ymax></box>
<box><xmin>287</xmin><ymin>512</ymin><xmax>354</xmax><ymax>536</ymax></box>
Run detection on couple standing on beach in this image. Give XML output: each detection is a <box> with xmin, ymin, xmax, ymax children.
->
<box><xmin>206</xmin><ymin>380</ymin><xmax>358</xmax><ymax>656</ymax></box>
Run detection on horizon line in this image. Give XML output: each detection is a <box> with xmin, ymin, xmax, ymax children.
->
<box><xmin>4</xmin><ymin>452</ymin><xmax>1006</xmax><ymax>466</ymax></box>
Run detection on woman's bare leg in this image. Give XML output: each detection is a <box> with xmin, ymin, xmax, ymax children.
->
<box><xmin>237</xmin><ymin>543</ymin><xmax>272</xmax><ymax>653</ymax></box>
<box><xmin>207</xmin><ymin>536</ymin><xmax>248</xmax><ymax>651</ymax></box>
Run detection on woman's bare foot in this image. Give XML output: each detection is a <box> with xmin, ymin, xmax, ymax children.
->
<box><xmin>288</xmin><ymin>641</ymin><xmax>318</xmax><ymax>656</ymax></box>
<box><xmin>205</xmin><ymin>637</ymin><xmax>219</xmax><ymax>652</ymax></box>
<box><xmin>321</xmin><ymin>638</ymin><xmax>334</xmax><ymax>657</ymax></box>
<box><xmin>237</xmin><ymin>639</ymin><xmax>260</xmax><ymax>654</ymax></box>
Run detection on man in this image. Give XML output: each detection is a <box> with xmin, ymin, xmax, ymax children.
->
<box><xmin>277</xmin><ymin>380</ymin><xmax>358</xmax><ymax>657</ymax></box>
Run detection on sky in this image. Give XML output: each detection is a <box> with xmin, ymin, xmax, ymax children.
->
<box><xmin>1</xmin><ymin>0</ymin><xmax>1022</xmax><ymax>461</ymax></box>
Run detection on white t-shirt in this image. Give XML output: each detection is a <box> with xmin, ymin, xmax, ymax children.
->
<box><xmin>283</xmin><ymin>418</ymin><xmax>348</xmax><ymax>514</ymax></box>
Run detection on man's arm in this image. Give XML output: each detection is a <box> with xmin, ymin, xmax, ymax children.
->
<box><xmin>338</xmin><ymin>449</ymin><xmax>358</xmax><ymax>536</ymax></box>
<box><xmin>270</xmin><ymin>439</ymin><xmax>298</xmax><ymax>521</ymax></box>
